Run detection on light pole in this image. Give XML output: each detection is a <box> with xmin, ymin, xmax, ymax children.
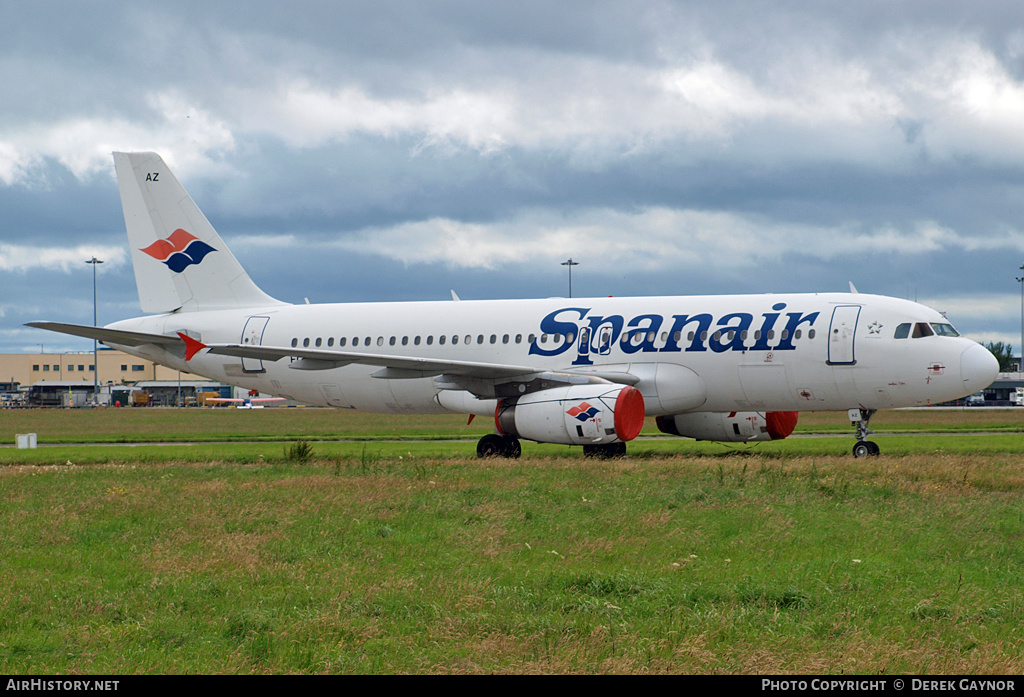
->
<box><xmin>1017</xmin><ymin>265</ymin><xmax>1024</xmax><ymax>372</ymax></box>
<box><xmin>86</xmin><ymin>257</ymin><xmax>103</xmax><ymax>402</ymax></box>
<box><xmin>561</xmin><ymin>258</ymin><xmax>579</xmax><ymax>298</ymax></box>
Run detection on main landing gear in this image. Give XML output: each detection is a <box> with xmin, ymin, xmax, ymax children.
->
<box><xmin>475</xmin><ymin>435</ymin><xmax>629</xmax><ymax>459</ymax></box>
<box><xmin>476</xmin><ymin>433</ymin><xmax>522</xmax><ymax>459</ymax></box>
<box><xmin>849</xmin><ymin>408</ymin><xmax>880</xmax><ymax>457</ymax></box>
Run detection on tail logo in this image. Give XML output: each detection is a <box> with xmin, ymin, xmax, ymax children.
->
<box><xmin>140</xmin><ymin>229</ymin><xmax>217</xmax><ymax>273</ymax></box>
<box><xmin>566</xmin><ymin>402</ymin><xmax>600</xmax><ymax>421</ymax></box>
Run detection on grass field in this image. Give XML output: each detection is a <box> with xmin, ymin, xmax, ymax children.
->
<box><xmin>1</xmin><ymin>407</ymin><xmax>1023</xmax><ymax>674</ymax></box>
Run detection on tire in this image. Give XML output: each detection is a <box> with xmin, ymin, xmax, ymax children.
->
<box><xmin>477</xmin><ymin>434</ymin><xmax>506</xmax><ymax>458</ymax></box>
<box><xmin>477</xmin><ymin>434</ymin><xmax>522</xmax><ymax>458</ymax></box>
<box><xmin>852</xmin><ymin>440</ymin><xmax>880</xmax><ymax>457</ymax></box>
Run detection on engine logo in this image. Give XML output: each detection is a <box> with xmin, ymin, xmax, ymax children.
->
<box><xmin>566</xmin><ymin>402</ymin><xmax>600</xmax><ymax>421</ymax></box>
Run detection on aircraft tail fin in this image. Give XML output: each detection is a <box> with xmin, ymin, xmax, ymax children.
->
<box><xmin>113</xmin><ymin>152</ymin><xmax>287</xmax><ymax>313</ymax></box>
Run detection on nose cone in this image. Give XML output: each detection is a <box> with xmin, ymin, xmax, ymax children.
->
<box><xmin>961</xmin><ymin>343</ymin><xmax>999</xmax><ymax>394</ymax></box>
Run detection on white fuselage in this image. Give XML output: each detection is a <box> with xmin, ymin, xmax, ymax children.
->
<box><xmin>106</xmin><ymin>291</ymin><xmax>996</xmax><ymax>416</ymax></box>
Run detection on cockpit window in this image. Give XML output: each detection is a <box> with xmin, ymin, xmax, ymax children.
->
<box><xmin>912</xmin><ymin>322</ymin><xmax>934</xmax><ymax>338</ymax></box>
<box><xmin>930</xmin><ymin>323</ymin><xmax>960</xmax><ymax>337</ymax></box>
<box><xmin>894</xmin><ymin>323</ymin><xmax>910</xmax><ymax>339</ymax></box>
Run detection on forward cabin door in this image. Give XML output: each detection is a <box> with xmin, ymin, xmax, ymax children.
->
<box><xmin>827</xmin><ymin>305</ymin><xmax>860</xmax><ymax>365</ymax></box>
<box><xmin>240</xmin><ymin>316</ymin><xmax>270</xmax><ymax>373</ymax></box>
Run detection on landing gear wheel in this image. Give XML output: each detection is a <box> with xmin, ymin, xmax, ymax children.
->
<box><xmin>477</xmin><ymin>434</ymin><xmax>521</xmax><ymax>459</ymax></box>
<box><xmin>852</xmin><ymin>440</ymin><xmax>880</xmax><ymax>458</ymax></box>
<box><xmin>848</xmin><ymin>408</ymin><xmax>880</xmax><ymax>457</ymax></box>
<box><xmin>503</xmin><ymin>436</ymin><xmax>522</xmax><ymax>459</ymax></box>
<box><xmin>582</xmin><ymin>442</ymin><xmax>627</xmax><ymax>459</ymax></box>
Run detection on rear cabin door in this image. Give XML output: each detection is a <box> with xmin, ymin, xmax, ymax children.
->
<box><xmin>827</xmin><ymin>305</ymin><xmax>860</xmax><ymax>365</ymax></box>
<box><xmin>240</xmin><ymin>316</ymin><xmax>270</xmax><ymax>373</ymax></box>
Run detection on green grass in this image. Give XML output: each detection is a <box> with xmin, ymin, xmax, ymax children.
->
<box><xmin>1</xmin><ymin>405</ymin><xmax>1022</xmax><ymax>445</ymax></box>
<box><xmin>1</xmin><ymin>408</ymin><xmax>1023</xmax><ymax>673</ymax></box>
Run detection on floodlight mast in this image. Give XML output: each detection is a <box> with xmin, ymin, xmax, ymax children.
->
<box><xmin>86</xmin><ymin>257</ymin><xmax>103</xmax><ymax>403</ymax></box>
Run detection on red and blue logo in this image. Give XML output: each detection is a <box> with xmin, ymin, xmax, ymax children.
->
<box><xmin>566</xmin><ymin>401</ymin><xmax>600</xmax><ymax>421</ymax></box>
<box><xmin>140</xmin><ymin>229</ymin><xmax>216</xmax><ymax>273</ymax></box>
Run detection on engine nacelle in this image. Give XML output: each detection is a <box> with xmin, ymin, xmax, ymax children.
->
<box><xmin>496</xmin><ymin>385</ymin><xmax>645</xmax><ymax>446</ymax></box>
<box><xmin>655</xmin><ymin>411</ymin><xmax>798</xmax><ymax>442</ymax></box>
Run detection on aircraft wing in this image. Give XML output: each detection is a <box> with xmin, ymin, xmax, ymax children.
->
<box><xmin>204</xmin><ymin>342</ymin><xmax>541</xmax><ymax>379</ymax></box>
<box><xmin>204</xmin><ymin>343</ymin><xmax>640</xmax><ymax>387</ymax></box>
<box><xmin>25</xmin><ymin>321</ymin><xmax>186</xmax><ymax>349</ymax></box>
<box><xmin>26</xmin><ymin>321</ymin><xmax>639</xmax><ymax>388</ymax></box>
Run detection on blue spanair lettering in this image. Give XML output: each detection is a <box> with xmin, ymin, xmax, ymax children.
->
<box><xmin>708</xmin><ymin>313</ymin><xmax>753</xmax><ymax>352</ymax></box>
<box><xmin>530</xmin><ymin>308</ymin><xmax>588</xmax><ymax>357</ymax></box>
<box><xmin>750</xmin><ymin>303</ymin><xmax>787</xmax><ymax>351</ymax></box>
<box><xmin>572</xmin><ymin>314</ymin><xmax>624</xmax><ymax>366</ymax></box>
<box><xmin>661</xmin><ymin>314</ymin><xmax>713</xmax><ymax>352</ymax></box>
<box><xmin>621</xmin><ymin>314</ymin><xmax>663</xmax><ymax>354</ymax></box>
<box><xmin>534</xmin><ymin>305</ymin><xmax>820</xmax><ymax>357</ymax></box>
<box><xmin>775</xmin><ymin>311</ymin><xmax>820</xmax><ymax>350</ymax></box>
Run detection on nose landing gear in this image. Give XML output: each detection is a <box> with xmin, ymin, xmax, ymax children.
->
<box><xmin>849</xmin><ymin>408</ymin><xmax>880</xmax><ymax>457</ymax></box>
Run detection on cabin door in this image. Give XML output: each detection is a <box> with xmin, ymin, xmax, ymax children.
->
<box><xmin>240</xmin><ymin>316</ymin><xmax>270</xmax><ymax>373</ymax></box>
<box><xmin>827</xmin><ymin>305</ymin><xmax>860</xmax><ymax>365</ymax></box>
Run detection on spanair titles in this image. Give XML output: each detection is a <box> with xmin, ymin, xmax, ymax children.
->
<box><xmin>530</xmin><ymin>303</ymin><xmax>819</xmax><ymax>365</ymax></box>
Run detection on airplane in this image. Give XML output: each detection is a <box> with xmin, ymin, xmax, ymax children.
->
<box><xmin>29</xmin><ymin>152</ymin><xmax>999</xmax><ymax>459</ymax></box>
<box><xmin>206</xmin><ymin>389</ymin><xmax>286</xmax><ymax>409</ymax></box>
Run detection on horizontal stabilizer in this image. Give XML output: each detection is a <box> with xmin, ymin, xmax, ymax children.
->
<box><xmin>25</xmin><ymin>321</ymin><xmax>186</xmax><ymax>349</ymax></box>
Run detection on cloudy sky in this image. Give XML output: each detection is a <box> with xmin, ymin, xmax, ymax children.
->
<box><xmin>4</xmin><ymin>1</ymin><xmax>1024</xmax><ymax>355</ymax></box>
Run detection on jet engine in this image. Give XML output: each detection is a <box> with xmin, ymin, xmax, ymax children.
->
<box><xmin>655</xmin><ymin>411</ymin><xmax>798</xmax><ymax>442</ymax></box>
<box><xmin>496</xmin><ymin>384</ymin><xmax>645</xmax><ymax>446</ymax></box>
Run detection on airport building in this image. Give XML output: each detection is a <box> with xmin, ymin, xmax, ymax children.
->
<box><xmin>0</xmin><ymin>348</ymin><xmax>225</xmax><ymax>407</ymax></box>
<box><xmin>0</xmin><ymin>348</ymin><xmax>203</xmax><ymax>387</ymax></box>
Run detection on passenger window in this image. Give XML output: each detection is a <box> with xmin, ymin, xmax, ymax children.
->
<box><xmin>490</xmin><ymin>334</ymin><xmax>497</xmax><ymax>344</ymax></box>
<box><xmin>291</xmin><ymin>338</ymin><xmax>298</xmax><ymax>347</ymax></box>
<box><xmin>340</xmin><ymin>337</ymin><xmax>347</xmax><ymax>347</ymax></box>
<box><xmin>426</xmin><ymin>336</ymin><xmax>433</xmax><ymax>345</ymax></box>
<box><xmin>414</xmin><ymin>336</ymin><xmax>421</xmax><ymax>346</ymax></box>
<box><xmin>809</xmin><ymin>329</ymin><xmax>816</xmax><ymax>339</ymax></box>
<box><xmin>465</xmin><ymin>335</ymin><xmax>471</xmax><ymax>345</ymax></box>
<box><xmin>515</xmin><ymin>334</ymin><xmax>522</xmax><ymax>343</ymax></box>
<box><xmin>328</xmin><ymin>337</ymin><xmax>334</xmax><ymax>347</ymax></box>
<box><xmin>894</xmin><ymin>323</ymin><xmax>910</xmax><ymax>339</ymax></box>
<box><xmin>439</xmin><ymin>335</ymin><xmax>446</xmax><ymax>345</ymax></box>
<box><xmin>402</xmin><ymin>336</ymin><xmax>408</xmax><ymax>346</ymax></box>
<box><xmin>315</xmin><ymin>338</ymin><xmax>322</xmax><ymax>347</ymax></box>
<box><xmin>452</xmin><ymin>335</ymin><xmax>459</xmax><ymax>345</ymax></box>
<box><xmin>503</xmin><ymin>334</ymin><xmax>509</xmax><ymax>344</ymax></box>
<box><xmin>303</xmin><ymin>338</ymin><xmax>310</xmax><ymax>347</ymax></box>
